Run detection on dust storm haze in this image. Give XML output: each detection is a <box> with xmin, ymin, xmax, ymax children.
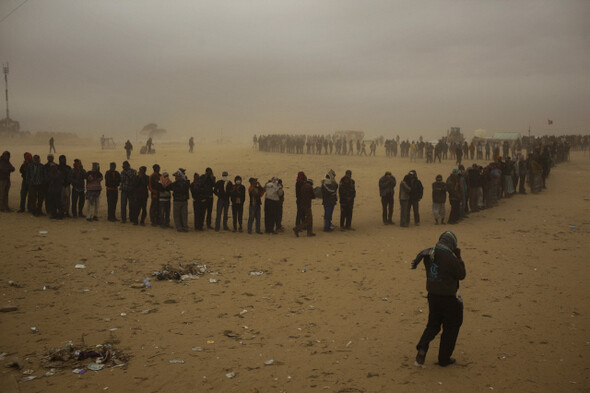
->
<box><xmin>1</xmin><ymin>0</ymin><xmax>589</xmax><ymax>142</ymax></box>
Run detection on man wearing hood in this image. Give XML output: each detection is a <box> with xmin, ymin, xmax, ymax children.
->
<box><xmin>0</xmin><ymin>151</ymin><xmax>15</xmax><ymax>212</ymax></box>
<box><xmin>379</xmin><ymin>171</ymin><xmax>396</xmax><ymax>225</ymax></box>
<box><xmin>214</xmin><ymin>171</ymin><xmax>233</xmax><ymax>231</ymax></box>
<box><xmin>18</xmin><ymin>152</ymin><xmax>33</xmax><ymax>213</ymax></box>
<box><xmin>412</xmin><ymin>231</ymin><xmax>466</xmax><ymax>367</ymax></box>
<box><xmin>321</xmin><ymin>169</ymin><xmax>338</xmax><ymax>232</ymax></box>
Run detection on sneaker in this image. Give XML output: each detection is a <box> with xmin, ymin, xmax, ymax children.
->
<box><xmin>415</xmin><ymin>350</ymin><xmax>426</xmax><ymax>366</ymax></box>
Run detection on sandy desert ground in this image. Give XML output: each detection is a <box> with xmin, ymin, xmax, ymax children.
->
<box><xmin>0</xmin><ymin>141</ymin><xmax>588</xmax><ymax>393</ymax></box>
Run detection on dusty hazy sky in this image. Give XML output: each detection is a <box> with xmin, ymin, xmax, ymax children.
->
<box><xmin>1</xmin><ymin>0</ymin><xmax>589</xmax><ymax>141</ymax></box>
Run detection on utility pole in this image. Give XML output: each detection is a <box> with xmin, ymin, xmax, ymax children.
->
<box><xmin>2</xmin><ymin>63</ymin><xmax>8</xmax><ymax>120</ymax></box>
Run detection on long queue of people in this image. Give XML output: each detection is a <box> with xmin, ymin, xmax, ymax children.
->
<box><xmin>0</xmin><ymin>142</ymin><xmax>559</xmax><ymax>234</ymax></box>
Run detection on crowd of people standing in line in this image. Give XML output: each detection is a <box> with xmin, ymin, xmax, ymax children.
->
<box><xmin>0</xmin><ymin>139</ymin><xmax>566</xmax><ymax>234</ymax></box>
<box><xmin>254</xmin><ymin>133</ymin><xmax>584</xmax><ymax>159</ymax></box>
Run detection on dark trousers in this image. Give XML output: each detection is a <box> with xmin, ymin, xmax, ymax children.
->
<box><xmin>264</xmin><ymin>199</ymin><xmax>278</xmax><ymax>233</ymax></box>
<box><xmin>20</xmin><ymin>181</ymin><xmax>29</xmax><ymax>211</ymax></box>
<box><xmin>194</xmin><ymin>200</ymin><xmax>206</xmax><ymax>230</ymax></box>
<box><xmin>340</xmin><ymin>204</ymin><xmax>353</xmax><ymax>228</ymax></box>
<box><xmin>381</xmin><ymin>194</ymin><xmax>393</xmax><ymax>223</ymax></box>
<box><xmin>29</xmin><ymin>185</ymin><xmax>45</xmax><ymax>215</ymax></box>
<box><xmin>295</xmin><ymin>201</ymin><xmax>305</xmax><ymax>226</ymax></box>
<box><xmin>294</xmin><ymin>205</ymin><xmax>313</xmax><ymax>235</ymax></box>
<box><xmin>0</xmin><ymin>179</ymin><xmax>10</xmax><ymax>211</ymax></box>
<box><xmin>323</xmin><ymin>204</ymin><xmax>335</xmax><ymax>230</ymax></box>
<box><xmin>417</xmin><ymin>294</ymin><xmax>463</xmax><ymax>365</ymax></box>
<box><xmin>150</xmin><ymin>197</ymin><xmax>159</xmax><ymax>225</ymax></box>
<box><xmin>399</xmin><ymin>199</ymin><xmax>410</xmax><ymax>227</ymax></box>
<box><xmin>173</xmin><ymin>200</ymin><xmax>188</xmax><ymax>231</ymax></box>
<box><xmin>160</xmin><ymin>200</ymin><xmax>171</xmax><ymax>227</ymax></box>
<box><xmin>232</xmin><ymin>203</ymin><xmax>244</xmax><ymax>230</ymax></box>
<box><xmin>107</xmin><ymin>189</ymin><xmax>118</xmax><ymax>220</ymax></box>
<box><xmin>132</xmin><ymin>197</ymin><xmax>147</xmax><ymax>224</ymax></box>
<box><xmin>410</xmin><ymin>200</ymin><xmax>420</xmax><ymax>224</ymax></box>
<box><xmin>449</xmin><ymin>199</ymin><xmax>460</xmax><ymax>223</ymax></box>
<box><xmin>215</xmin><ymin>198</ymin><xmax>230</xmax><ymax>230</ymax></box>
<box><xmin>205</xmin><ymin>198</ymin><xmax>213</xmax><ymax>228</ymax></box>
<box><xmin>46</xmin><ymin>190</ymin><xmax>62</xmax><ymax>218</ymax></box>
<box><xmin>120</xmin><ymin>190</ymin><xmax>131</xmax><ymax>222</ymax></box>
<box><xmin>248</xmin><ymin>204</ymin><xmax>261</xmax><ymax>233</ymax></box>
<box><xmin>71</xmin><ymin>189</ymin><xmax>85</xmax><ymax>216</ymax></box>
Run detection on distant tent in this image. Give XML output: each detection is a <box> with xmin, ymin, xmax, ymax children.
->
<box><xmin>140</xmin><ymin>123</ymin><xmax>167</xmax><ymax>138</ymax></box>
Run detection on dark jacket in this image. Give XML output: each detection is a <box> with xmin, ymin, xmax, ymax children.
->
<box><xmin>414</xmin><ymin>248</ymin><xmax>466</xmax><ymax>296</ymax></box>
<box><xmin>338</xmin><ymin>177</ymin><xmax>356</xmax><ymax>206</ymax></box>
<box><xmin>203</xmin><ymin>175</ymin><xmax>216</xmax><ymax>199</ymax></box>
<box><xmin>298</xmin><ymin>182</ymin><xmax>315</xmax><ymax>208</ymax></box>
<box><xmin>467</xmin><ymin>167</ymin><xmax>482</xmax><ymax>188</ymax></box>
<box><xmin>378</xmin><ymin>175</ymin><xmax>396</xmax><ymax>197</ymax></box>
<box><xmin>170</xmin><ymin>179</ymin><xmax>190</xmax><ymax>202</ymax></box>
<box><xmin>134</xmin><ymin>173</ymin><xmax>149</xmax><ymax>199</ymax></box>
<box><xmin>69</xmin><ymin>167</ymin><xmax>86</xmax><ymax>191</ymax></box>
<box><xmin>230</xmin><ymin>184</ymin><xmax>246</xmax><ymax>205</ymax></box>
<box><xmin>446</xmin><ymin>173</ymin><xmax>461</xmax><ymax>201</ymax></box>
<box><xmin>27</xmin><ymin>162</ymin><xmax>45</xmax><ymax>186</ymax></box>
<box><xmin>409</xmin><ymin>178</ymin><xmax>423</xmax><ymax>202</ymax></box>
<box><xmin>432</xmin><ymin>181</ymin><xmax>447</xmax><ymax>204</ymax></box>
<box><xmin>214</xmin><ymin>179</ymin><xmax>233</xmax><ymax>201</ymax></box>
<box><xmin>105</xmin><ymin>170</ymin><xmax>121</xmax><ymax>190</ymax></box>
<box><xmin>0</xmin><ymin>158</ymin><xmax>15</xmax><ymax>182</ymax></box>
<box><xmin>248</xmin><ymin>183</ymin><xmax>265</xmax><ymax>206</ymax></box>
<box><xmin>58</xmin><ymin>164</ymin><xmax>72</xmax><ymax>186</ymax></box>
<box><xmin>120</xmin><ymin>168</ymin><xmax>137</xmax><ymax>192</ymax></box>
<box><xmin>321</xmin><ymin>180</ymin><xmax>338</xmax><ymax>206</ymax></box>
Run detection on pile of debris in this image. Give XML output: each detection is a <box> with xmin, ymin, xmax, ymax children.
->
<box><xmin>153</xmin><ymin>263</ymin><xmax>211</xmax><ymax>281</ymax></box>
<box><xmin>42</xmin><ymin>342</ymin><xmax>127</xmax><ymax>373</ymax></box>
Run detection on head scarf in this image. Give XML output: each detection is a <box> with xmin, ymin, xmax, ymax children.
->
<box><xmin>429</xmin><ymin>231</ymin><xmax>458</xmax><ymax>262</ymax></box>
<box><xmin>296</xmin><ymin>171</ymin><xmax>307</xmax><ymax>183</ymax></box>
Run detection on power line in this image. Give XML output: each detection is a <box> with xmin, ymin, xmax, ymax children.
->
<box><xmin>0</xmin><ymin>0</ymin><xmax>31</xmax><ymax>24</ymax></box>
